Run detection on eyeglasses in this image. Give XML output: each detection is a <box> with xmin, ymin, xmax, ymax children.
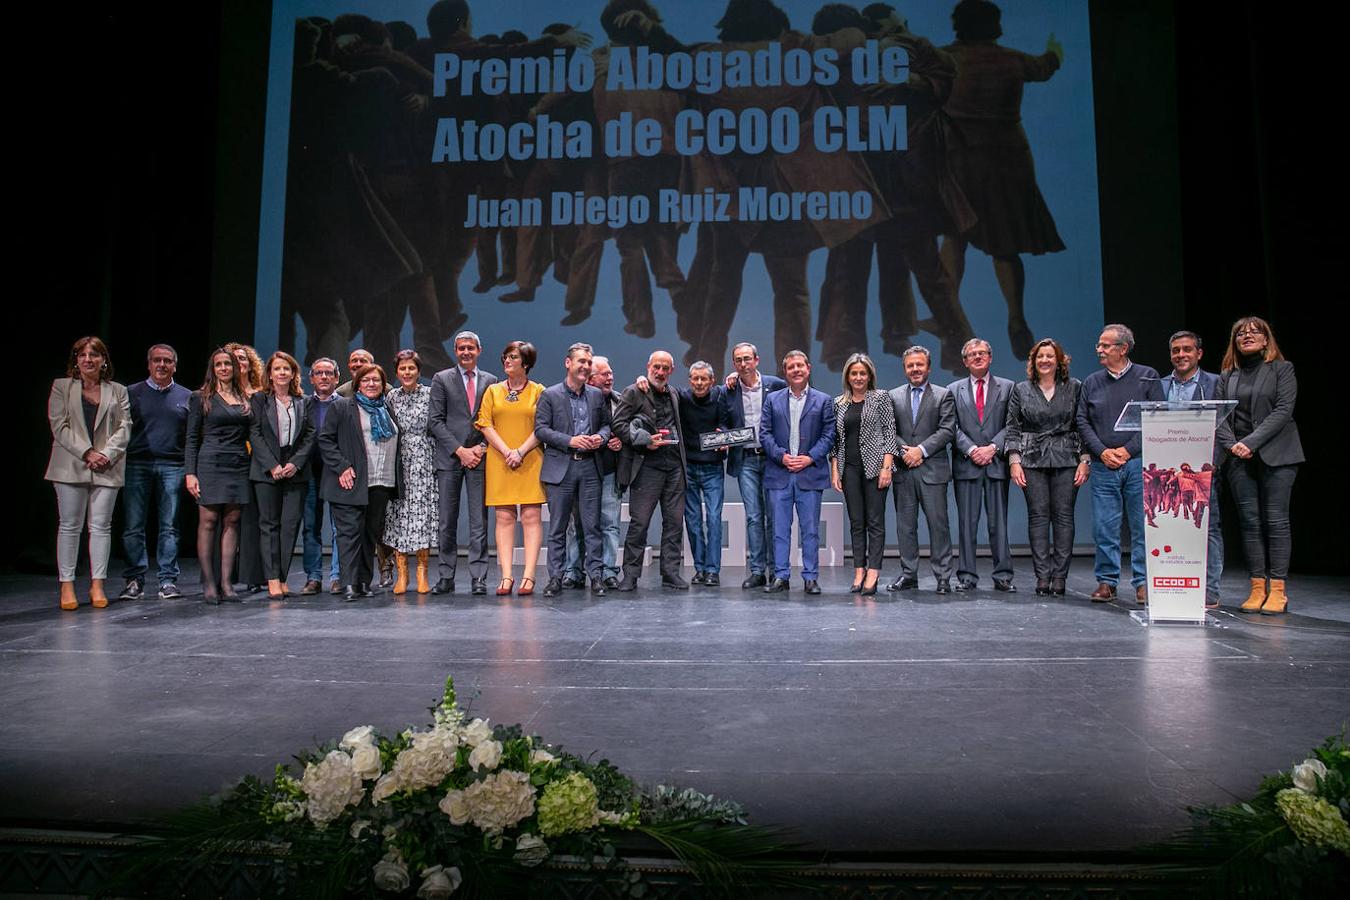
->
<box><xmin>964</xmin><ymin>350</ymin><xmax>991</xmax><ymax>359</ymax></box>
<box><xmin>1235</xmin><ymin>329</ymin><xmax>1265</xmax><ymax>338</ymax></box>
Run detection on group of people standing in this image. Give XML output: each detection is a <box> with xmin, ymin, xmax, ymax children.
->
<box><xmin>46</xmin><ymin>315</ymin><xmax>1300</xmax><ymax>615</ymax></box>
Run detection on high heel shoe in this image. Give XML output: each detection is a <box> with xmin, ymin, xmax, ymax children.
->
<box><xmin>517</xmin><ymin>577</ymin><xmax>535</xmax><ymax>596</ymax></box>
<box><xmin>495</xmin><ymin>578</ymin><xmax>514</xmax><ymax>596</ymax></box>
<box><xmin>59</xmin><ymin>581</ymin><xmax>78</xmax><ymax>610</ymax></box>
<box><xmin>267</xmin><ymin>578</ymin><xmax>286</xmax><ymax>600</ymax></box>
<box><xmin>89</xmin><ymin>579</ymin><xmax>109</xmax><ymax>609</ymax></box>
<box><xmin>861</xmin><ymin>579</ymin><xmax>878</xmax><ymax>596</ymax></box>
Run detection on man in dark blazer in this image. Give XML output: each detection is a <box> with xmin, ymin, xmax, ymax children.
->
<box><xmin>564</xmin><ymin>356</ymin><xmax>624</xmax><ymax>588</ymax></box>
<box><xmin>535</xmin><ymin>342</ymin><xmax>613</xmax><ymax>597</ymax></box>
<box><xmin>760</xmin><ymin>350</ymin><xmax>836</xmax><ymax>594</ymax></box>
<box><xmin>300</xmin><ymin>358</ymin><xmax>342</xmax><ymax>595</ymax></box>
<box><xmin>613</xmin><ymin>350</ymin><xmax>689</xmax><ymax>591</ymax></box>
<box><xmin>723</xmin><ymin>341</ymin><xmax>787</xmax><ymax>588</ymax></box>
<box><xmin>1160</xmin><ymin>329</ymin><xmax>1223</xmax><ymax>607</ymax></box>
<box><xmin>427</xmin><ymin>330</ymin><xmax>498</xmax><ymax>595</ymax></box>
<box><xmin>947</xmin><ymin>338</ymin><xmax>1015</xmax><ymax>592</ymax></box>
<box><xmin>890</xmin><ymin>345</ymin><xmax>957</xmax><ymax>592</ymax></box>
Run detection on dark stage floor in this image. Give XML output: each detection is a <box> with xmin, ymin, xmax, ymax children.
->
<box><xmin>2</xmin><ymin>561</ymin><xmax>1347</xmax><ymax>855</ymax></box>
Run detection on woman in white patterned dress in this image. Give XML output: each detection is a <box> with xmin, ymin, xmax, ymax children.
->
<box><xmin>383</xmin><ymin>350</ymin><xmax>439</xmax><ymax>594</ymax></box>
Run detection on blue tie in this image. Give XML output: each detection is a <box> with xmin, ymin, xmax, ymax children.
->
<box><xmin>910</xmin><ymin>385</ymin><xmax>923</xmax><ymax>422</ymax></box>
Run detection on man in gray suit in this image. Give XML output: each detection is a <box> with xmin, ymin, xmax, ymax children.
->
<box><xmin>948</xmin><ymin>338</ymin><xmax>1016</xmax><ymax>592</ymax></box>
<box><xmin>889</xmin><ymin>346</ymin><xmax>957</xmax><ymax>593</ymax></box>
<box><xmin>427</xmin><ymin>331</ymin><xmax>497</xmax><ymax>595</ymax></box>
<box><xmin>535</xmin><ymin>342</ymin><xmax>613</xmax><ymax>597</ymax></box>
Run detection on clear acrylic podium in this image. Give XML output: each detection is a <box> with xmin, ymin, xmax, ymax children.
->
<box><xmin>1115</xmin><ymin>400</ymin><xmax>1236</xmax><ymax>625</ymax></box>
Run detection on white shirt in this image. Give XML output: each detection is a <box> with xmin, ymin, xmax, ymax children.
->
<box><xmin>787</xmin><ymin>388</ymin><xmax>808</xmax><ymax>456</ymax></box>
<box><xmin>358</xmin><ymin>407</ymin><xmax>400</xmax><ymax>488</ymax></box>
<box><xmin>275</xmin><ymin>397</ymin><xmax>298</xmax><ymax>447</ymax></box>
<box><xmin>739</xmin><ymin>375</ymin><xmax>765</xmax><ymax>447</ymax></box>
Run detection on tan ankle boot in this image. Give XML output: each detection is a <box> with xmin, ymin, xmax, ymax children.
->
<box><xmin>392</xmin><ymin>552</ymin><xmax>409</xmax><ymax>595</ymax></box>
<box><xmin>1240</xmin><ymin>577</ymin><xmax>1266</xmax><ymax>613</ymax></box>
<box><xmin>90</xmin><ymin>579</ymin><xmax>109</xmax><ymax>608</ymax></box>
<box><xmin>416</xmin><ymin>549</ymin><xmax>431</xmax><ymax>594</ymax></box>
<box><xmin>1262</xmin><ymin>579</ymin><xmax>1289</xmax><ymax>615</ymax></box>
<box><xmin>59</xmin><ymin>581</ymin><xmax>78</xmax><ymax>610</ymax></box>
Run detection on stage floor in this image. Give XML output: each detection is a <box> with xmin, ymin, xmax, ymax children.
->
<box><xmin>2</xmin><ymin>561</ymin><xmax>1347</xmax><ymax>855</ymax></box>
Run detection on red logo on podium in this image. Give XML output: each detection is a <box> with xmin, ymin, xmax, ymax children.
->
<box><xmin>1153</xmin><ymin>576</ymin><xmax>1200</xmax><ymax>588</ymax></box>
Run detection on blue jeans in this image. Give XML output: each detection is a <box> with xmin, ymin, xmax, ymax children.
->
<box><xmin>121</xmin><ymin>458</ymin><xmax>184</xmax><ymax>584</ymax></box>
<box><xmin>1206</xmin><ymin>492</ymin><xmax>1224</xmax><ymax>600</ymax></box>
<box><xmin>566</xmin><ymin>472</ymin><xmax>621</xmax><ymax>580</ymax></box>
<box><xmin>684</xmin><ymin>462</ymin><xmax>725</xmax><ymax>574</ymax></box>
<box><xmin>302</xmin><ymin>479</ymin><xmax>340</xmax><ymax>583</ymax></box>
<box><xmin>1089</xmin><ymin>456</ymin><xmax>1146</xmax><ymax>587</ymax></box>
<box><xmin>737</xmin><ymin>452</ymin><xmax>773</xmax><ymax>575</ymax></box>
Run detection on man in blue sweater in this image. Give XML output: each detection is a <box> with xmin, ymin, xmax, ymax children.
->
<box><xmin>119</xmin><ymin>344</ymin><xmax>192</xmax><ymax>600</ymax></box>
<box><xmin>1077</xmin><ymin>325</ymin><xmax>1164</xmax><ymax>603</ymax></box>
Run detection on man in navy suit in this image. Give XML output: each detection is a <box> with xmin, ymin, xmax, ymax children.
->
<box><xmin>1159</xmin><ymin>330</ymin><xmax>1224</xmax><ymax>608</ymax></box>
<box><xmin>947</xmin><ymin>338</ymin><xmax>1016</xmax><ymax>592</ymax></box>
<box><xmin>535</xmin><ymin>342</ymin><xmax>613</xmax><ymax>597</ymax></box>
<box><xmin>724</xmin><ymin>341</ymin><xmax>787</xmax><ymax>588</ymax></box>
<box><xmin>760</xmin><ymin>350</ymin><xmax>836</xmax><ymax>594</ymax></box>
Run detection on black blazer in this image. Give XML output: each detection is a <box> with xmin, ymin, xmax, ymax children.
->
<box><xmin>1215</xmin><ymin>360</ymin><xmax>1304</xmax><ymax>467</ymax></box>
<box><xmin>317</xmin><ymin>397</ymin><xmax>403</xmax><ymax>505</ymax></box>
<box><xmin>612</xmin><ymin>384</ymin><xmax>686</xmax><ymax>490</ymax></box>
<box><xmin>248</xmin><ymin>393</ymin><xmax>315</xmax><ymax>482</ymax></box>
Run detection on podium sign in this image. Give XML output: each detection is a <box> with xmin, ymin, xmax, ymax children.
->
<box><xmin>1116</xmin><ymin>401</ymin><xmax>1235</xmax><ymax>624</ymax></box>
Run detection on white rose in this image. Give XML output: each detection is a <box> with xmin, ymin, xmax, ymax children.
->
<box><xmin>461</xmin><ymin>718</ymin><xmax>493</xmax><ymax>748</ymax></box>
<box><xmin>513</xmin><ymin>833</ymin><xmax>550</xmax><ymax>867</ymax></box>
<box><xmin>350</xmin><ymin>743</ymin><xmax>383</xmax><ymax>781</ymax></box>
<box><xmin>529</xmin><ymin>748</ymin><xmax>556</xmax><ymax>766</ymax></box>
<box><xmin>417</xmin><ymin>865</ymin><xmax>462</xmax><ymax>899</ymax></box>
<box><xmin>1292</xmin><ymin>758</ymin><xmax>1329</xmax><ymax>793</ymax></box>
<box><xmin>468</xmin><ymin>740</ymin><xmax>503</xmax><ymax>771</ymax></box>
<box><xmin>371</xmin><ymin>773</ymin><xmax>399</xmax><ymax>805</ymax></box>
<box><xmin>439</xmin><ymin>789</ymin><xmax>472</xmax><ymax>825</ymax></box>
<box><xmin>300</xmin><ymin>750</ymin><xmax>365</xmax><ymax>827</ymax></box>
<box><xmin>340</xmin><ymin>725</ymin><xmax>376</xmax><ymax>750</ymax></box>
<box><xmin>372</xmin><ymin>853</ymin><xmax>410</xmax><ymax>893</ymax></box>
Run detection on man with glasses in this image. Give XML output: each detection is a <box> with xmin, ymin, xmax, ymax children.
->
<box><xmin>723</xmin><ymin>342</ymin><xmax>786</xmax><ymax>588</ymax></box>
<box><xmin>118</xmin><ymin>344</ymin><xmax>192</xmax><ymax>600</ymax></box>
<box><xmin>1077</xmin><ymin>324</ymin><xmax>1164</xmax><ymax>603</ymax></box>
<box><xmin>1160</xmin><ymin>330</ymin><xmax>1223</xmax><ymax>608</ymax></box>
<box><xmin>300</xmin><ymin>358</ymin><xmax>343</xmax><ymax>594</ymax></box>
<box><xmin>947</xmin><ymin>338</ymin><xmax>1016</xmax><ymax>592</ymax></box>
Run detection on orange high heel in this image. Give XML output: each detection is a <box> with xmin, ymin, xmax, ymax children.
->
<box><xmin>495</xmin><ymin>578</ymin><xmax>514</xmax><ymax>596</ymax></box>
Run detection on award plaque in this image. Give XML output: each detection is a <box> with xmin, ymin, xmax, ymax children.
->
<box><xmin>699</xmin><ymin>427</ymin><xmax>756</xmax><ymax>451</ymax></box>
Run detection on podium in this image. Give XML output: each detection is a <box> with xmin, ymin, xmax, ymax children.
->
<box><xmin>1115</xmin><ymin>400</ymin><xmax>1235</xmax><ymax>625</ymax></box>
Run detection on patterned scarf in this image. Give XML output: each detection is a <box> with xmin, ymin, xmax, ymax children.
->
<box><xmin>354</xmin><ymin>392</ymin><xmax>395</xmax><ymax>442</ymax></box>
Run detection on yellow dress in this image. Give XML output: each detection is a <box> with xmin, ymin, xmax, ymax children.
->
<box><xmin>475</xmin><ymin>380</ymin><xmax>546</xmax><ymax>506</ymax></box>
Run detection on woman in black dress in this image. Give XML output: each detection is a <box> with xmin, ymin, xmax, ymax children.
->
<box><xmin>226</xmin><ymin>342</ymin><xmax>267</xmax><ymax>592</ymax></box>
<box><xmin>186</xmin><ymin>349</ymin><xmax>253</xmax><ymax>602</ymax></box>
<box><xmin>1004</xmin><ymin>339</ymin><xmax>1088</xmax><ymax>595</ymax></box>
<box><xmin>829</xmin><ymin>353</ymin><xmax>896</xmax><ymax>595</ymax></box>
<box><xmin>1215</xmin><ymin>317</ymin><xmax>1303</xmax><ymax>615</ymax></box>
<box><xmin>249</xmin><ymin>351</ymin><xmax>314</xmax><ymax>599</ymax></box>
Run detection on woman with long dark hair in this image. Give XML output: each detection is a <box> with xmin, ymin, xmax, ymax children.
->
<box><xmin>1215</xmin><ymin>317</ymin><xmax>1302</xmax><ymax>615</ymax></box>
<box><xmin>186</xmin><ymin>349</ymin><xmax>253</xmax><ymax>603</ymax></box>
<box><xmin>249</xmin><ymin>351</ymin><xmax>314</xmax><ymax>599</ymax></box>
<box><xmin>46</xmin><ymin>337</ymin><xmax>132</xmax><ymax>609</ymax></box>
<box><xmin>1004</xmin><ymin>338</ymin><xmax>1087</xmax><ymax>595</ymax></box>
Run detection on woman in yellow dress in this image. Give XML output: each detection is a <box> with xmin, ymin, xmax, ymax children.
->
<box><xmin>475</xmin><ymin>340</ymin><xmax>545</xmax><ymax>596</ymax></box>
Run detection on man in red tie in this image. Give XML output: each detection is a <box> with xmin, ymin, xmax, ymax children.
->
<box><xmin>948</xmin><ymin>338</ymin><xmax>1017</xmax><ymax>592</ymax></box>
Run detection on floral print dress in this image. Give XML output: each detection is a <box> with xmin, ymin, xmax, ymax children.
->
<box><xmin>382</xmin><ymin>384</ymin><xmax>438</xmax><ymax>552</ymax></box>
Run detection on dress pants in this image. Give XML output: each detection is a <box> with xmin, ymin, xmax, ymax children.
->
<box><xmin>1022</xmin><ymin>466</ymin><xmax>1077</xmax><ymax>581</ymax></box>
<box><xmin>769</xmin><ymin>479</ymin><xmax>823</xmax><ymax>580</ymax></box>
<box><xmin>254</xmin><ymin>477</ymin><xmax>307</xmax><ymax>581</ymax></box>
<box><xmin>237</xmin><ymin>488</ymin><xmax>265</xmax><ymax>586</ymax></box>
<box><xmin>1226</xmin><ymin>459</ymin><xmax>1296</xmax><ymax>579</ymax></box>
<box><xmin>332</xmin><ymin>487</ymin><xmax>393</xmax><ymax>588</ymax></box>
<box><xmin>892</xmin><ymin>471</ymin><xmax>953</xmax><ymax>579</ymax></box>
<box><xmin>1088</xmin><ymin>457</ymin><xmax>1146</xmax><ymax>588</ymax></box>
<box><xmin>567</xmin><ymin>472</ymin><xmax>621</xmax><ymax>580</ymax></box>
<box><xmin>954</xmin><ymin>473</ymin><xmax>1012</xmax><ymax>583</ymax></box>
<box><xmin>54</xmin><ymin>483</ymin><xmax>119</xmax><ymax>581</ymax></box>
<box><xmin>842</xmin><ymin>463</ymin><xmax>887</xmax><ymax>570</ymax></box>
<box><xmin>436</xmin><ymin>463</ymin><xmax>489</xmax><ymax>583</ymax></box>
<box><xmin>546</xmin><ymin>458</ymin><xmax>604</xmax><ymax>581</ymax></box>
<box><xmin>621</xmin><ymin>461</ymin><xmax>686</xmax><ymax>581</ymax></box>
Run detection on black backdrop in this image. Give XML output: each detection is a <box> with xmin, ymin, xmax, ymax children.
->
<box><xmin>14</xmin><ymin>0</ymin><xmax>1347</xmax><ymax>574</ymax></box>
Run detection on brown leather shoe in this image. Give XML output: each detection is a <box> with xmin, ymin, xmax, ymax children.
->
<box><xmin>1136</xmin><ymin>584</ymin><xmax>1148</xmax><ymax>605</ymax></box>
<box><xmin>1090</xmin><ymin>583</ymin><xmax>1116</xmax><ymax>602</ymax></box>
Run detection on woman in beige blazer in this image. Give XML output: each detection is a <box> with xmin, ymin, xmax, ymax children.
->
<box><xmin>45</xmin><ymin>336</ymin><xmax>132</xmax><ymax>610</ymax></box>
